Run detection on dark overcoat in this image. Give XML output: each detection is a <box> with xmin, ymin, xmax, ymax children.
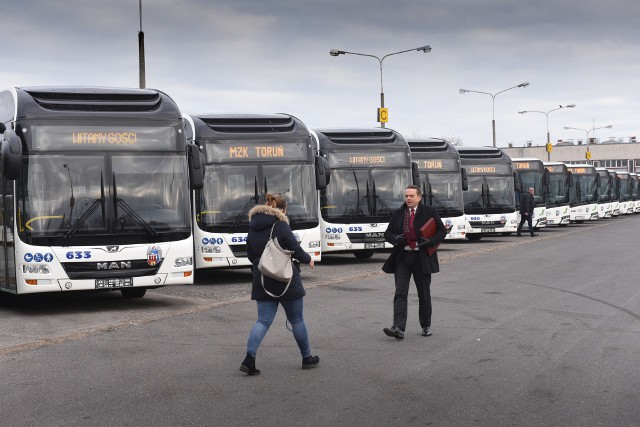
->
<box><xmin>382</xmin><ymin>203</ymin><xmax>447</xmax><ymax>275</ymax></box>
<box><xmin>520</xmin><ymin>192</ymin><xmax>536</xmax><ymax>215</ymax></box>
<box><xmin>246</xmin><ymin>205</ymin><xmax>312</xmax><ymax>300</ymax></box>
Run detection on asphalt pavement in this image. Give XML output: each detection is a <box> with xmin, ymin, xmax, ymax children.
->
<box><xmin>2</xmin><ymin>217</ymin><xmax>640</xmax><ymax>426</ymax></box>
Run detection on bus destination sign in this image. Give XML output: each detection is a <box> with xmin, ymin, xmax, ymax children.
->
<box><xmin>206</xmin><ymin>140</ymin><xmax>309</xmax><ymax>163</ymax></box>
<box><xmin>31</xmin><ymin>126</ymin><xmax>176</xmax><ymax>150</ymax></box>
<box><xmin>416</xmin><ymin>158</ymin><xmax>458</xmax><ymax>171</ymax></box>
<box><xmin>464</xmin><ymin>164</ymin><xmax>512</xmax><ymax>175</ymax></box>
<box><xmin>514</xmin><ymin>162</ymin><xmax>535</xmax><ymax>170</ymax></box>
<box><xmin>327</xmin><ymin>151</ymin><xmax>408</xmax><ymax>168</ymax></box>
<box><xmin>545</xmin><ymin>165</ymin><xmax>564</xmax><ymax>173</ymax></box>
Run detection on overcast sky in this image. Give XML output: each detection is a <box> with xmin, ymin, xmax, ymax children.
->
<box><xmin>3</xmin><ymin>0</ymin><xmax>639</xmax><ymax>147</ymax></box>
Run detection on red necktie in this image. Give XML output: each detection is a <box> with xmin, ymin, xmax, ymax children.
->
<box><xmin>408</xmin><ymin>208</ymin><xmax>416</xmax><ymax>249</ymax></box>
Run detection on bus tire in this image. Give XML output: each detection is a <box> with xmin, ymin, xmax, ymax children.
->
<box><xmin>121</xmin><ymin>288</ymin><xmax>147</xmax><ymax>298</ymax></box>
<box><xmin>353</xmin><ymin>250</ymin><xmax>374</xmax><ymax>259</ymax></box>
<box><xmin>466</xmin><ymin>234</ymin><xmax>482</xmax><ymax>241</ymax></box>
<box><xmin>501</xmin><ymin>232</ymin><xmax>512</xmax><ymax>236</ymax></box>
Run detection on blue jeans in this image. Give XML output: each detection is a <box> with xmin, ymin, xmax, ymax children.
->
<box><xmin>246</xmin><ymin>298</ymin><xmax>311</xmax><ymax>358</ymax></box>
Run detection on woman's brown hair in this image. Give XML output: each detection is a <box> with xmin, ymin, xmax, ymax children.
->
<box><xmin>265</xmin><ymin>193</ymin><xmax>287</xmax><ymax>210</ymax></box>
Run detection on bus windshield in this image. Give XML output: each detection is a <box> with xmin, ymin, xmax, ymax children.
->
<box><xmin>464</xmin><ymin>175</ymin><xmax>515</xmax><ymax>214</ymax></box>
<box><xmin>421</xmin><ymin>172</ymin><xmax>464</xmax><ymax>216</ymax></box>
<box><xmin>597</xmin><ymin>175</ymin><xmax>611</xmax><ymax>202</ymax></box>
<box><xmin>197</xmin><ymin>163</ymin><xmax>318</xmax><ymax>231</ymax></box>
<box><xmin>322</xmin><ymin>168</ymin><xmax>409</xmax><ymax>222</ymax></box>
<box><xmin>572</xmin><ymin>174</ymin><xmax>598</xmax><ymax>204</ymax></box>
<box><xmin>19</xmin><ymin>153</ymin><xmax>191</xmax><ymax>245</ymax></box>
<box><xmin>548</xmin><ymin>173</ymin><xmax>570</xmax><ymax>204</ymax></box>
<box><xmin>518</xmin><ymin>171</ymin><xmax>545</xmax><ymax>204</ymax></box>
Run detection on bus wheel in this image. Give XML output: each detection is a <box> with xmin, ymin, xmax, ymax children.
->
<box><xmin>501</xmin><ymin>232</ymin><xmax>512</xmax><ymax>236</ymax></box>
<box><xmin>466</xmin><ymin>234</ymin><xmax>482</xmax><ymax>241</ymax></box>
<box><xmin>353</xmin><ymin>250</ymin><xmax>374</xmax><ymax>259</ymax></box>
<box><xmin>121</xmin><ymin>288</ymin><xmax>147</xmax><ymax>298</ymax></box>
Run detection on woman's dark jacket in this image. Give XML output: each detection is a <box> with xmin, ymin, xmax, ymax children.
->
<box><xmin>246</xmin><ymin>205</ymin><xmax>312</xmax><ymax>300</ymax></box>
<box><xmin>382</xmin><ymin>203</ymin><xmax>447</xmax><ymax>275</ymax></box>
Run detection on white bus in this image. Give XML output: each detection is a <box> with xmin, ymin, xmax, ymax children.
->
<box><xmin>630</xmin><ymin>173</ymin><xmax>640</xmax><ymax>213</ymax></box>
<box><xmin>567</xmin><ymin>164</ymin><xmax>599</xmax><ymax>222</ymax></box>
<box><xmin>512</xmin><ymin>158</ymin><xmax>548</xmax><ymax>229</ymax></box>
<box><xmin>595</xmin><ymin>168</ymin><xmax>614</xmax><ymax>219</ymax></box>
<box><xmin>185</xmin><ymin>114</ymin><xmax>329</xmax><ymax>269</ymax></box>
<box><xmin>608</xmin><ymin>170</ymin><xmax>620</xmax><ymax>216</ymax></box>
<box><xmin>408</xmin><ymin>138</ymin><xmax>468</xmax><ymax>240</ymax></box>
<box><xmin>543</xmin><ymin>162</ymin><xmax>571</xmax><ymax>225</ymax></box>
<box><xmin>0</xmin><ymin>87</ymin><xmax>203</xmax><ymax>297</ymax></box>
<box><xmin>458</xmin><ymin>147</ymin><xmax>519</xmax><ymax>240</ymax></box>
<box><xmin>313</xmin><ymin>128</ymin><xmax>419</xmax><ymax>258</ymax></box>
<box><xmin>616</xmin><ymin>171</ymin><xmax>634</xmax><ymax>215</ymax></box>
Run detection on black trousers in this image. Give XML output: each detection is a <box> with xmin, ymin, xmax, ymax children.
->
<box><xmin>393</xmin><ymin>251</ymin><xmax>432</xmax><ymax>331</ymax></box>
<box><xmin>517</xmin><ymin>214</ymin><xmax>534</xmax><ymax>236</ymax></box>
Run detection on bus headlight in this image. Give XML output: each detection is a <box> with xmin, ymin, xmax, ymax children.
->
<box><xmin>202</xmin><ymin>246</ymin><xmax>222</xmax><ymax>254</ymax></box>
<box><xmin>174</xmin><ymin>257</ymin><xmax>193</xmax><ymax>267</ymax></box>
<box><xmin>309</xmin><ymin>240</ymin><xmax>321</xmax><ymax>248</ymax></box>
<box><xmin>23</xmin><ymin>264</ymin><xmax>50</xmax><ymax>274</ymax></box>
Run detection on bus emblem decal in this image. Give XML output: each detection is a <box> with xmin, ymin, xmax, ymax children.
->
<box><xmin>147</xmin><ymin>245</ymin><xmax>162</xmax><ymax>266</ymax></box>
<box><xmin>97</xmin><ymin>261</ymin><xmax>132</xmax><ymax>270</ymax></box>
<box><xmin>106</xmin><ymin>246</ymin><xmax>120</xmax><ymax>253</ymax></box>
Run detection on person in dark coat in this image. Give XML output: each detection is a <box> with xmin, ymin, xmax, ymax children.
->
<box><xmin>517</xmin><ymin>187</ymin><xmax>538</xmax><ymax>237</ymax></box>
<box><xmin>381</xmin><ymin>185</ymin><xmax>447</xmax><ymax>339</ymax></box>
<box><xmin>240</xmin><ymin>193</ymin><xmax>318</xmax><ymax>375</ymax></box>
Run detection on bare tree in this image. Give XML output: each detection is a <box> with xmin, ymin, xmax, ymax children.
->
<box><xmin>440</xmin><ymin>135</ymin><xmax>464</xmax><ymax>146</ymax></box>
<box><xmin>404</xmin><ymin>131</ymin><xmax>464</xmax><ymax>147</ymax></box>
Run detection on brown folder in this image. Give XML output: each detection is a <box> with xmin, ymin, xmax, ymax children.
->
<box><xmin>419</xmin><ymin>218</ymin><xmax>441</xmax><ymax>256</ymax></box>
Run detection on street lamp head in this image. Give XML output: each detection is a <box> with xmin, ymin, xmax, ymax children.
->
<box><xmin>329</xmin><ymin>49</ymin><xmax>345</xmax><ymax>57</ymax></box>
<box><xmin>518</xmin><ymin>111</ymin><xmax>527</xmax><ymax>114</ymax></box>
<box><xmin>416</xmin><ymin>45</ymin><xmax>432</xmax><ymax>53</ymax></box>
<box><xmin>605</xmin><ymin>125</ymin><xmax>613</xmax><ymax>129</ymax></box>
<box><xmin>517</xmin><ymin>82</ymin><xmax>530</xmax><ymax>88</ymax></box>
<box><xmin>565</xmin><ymin>104</ymin><xmax>576</xmax><ymax>108</ymax></box>
<box><xmin>459</xmin><ymin>89</ymin><xmax>468</xmax><ymax>94</ymax></box>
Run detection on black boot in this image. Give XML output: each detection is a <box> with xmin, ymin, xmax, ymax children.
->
<box><xmin>302</xmin><ymin>355</ymin><xmax>320</xmax><ymax>370</ymax></box>
<box><xmin>240</xmin><ymin>353</ymin><xmax>261</xmax><ymax>376</ymax></box>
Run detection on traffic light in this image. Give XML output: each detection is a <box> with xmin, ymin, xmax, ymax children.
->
<box><xmin>546</xmin><ymin>143</ymin><xmax>552</xmax><ymax>153</ymax></box>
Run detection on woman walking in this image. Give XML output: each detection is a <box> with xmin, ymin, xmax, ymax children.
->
<box><xmin>240</xmin><ymin>193</ymin><xmax>319</xmax><ymax>375</ymax></box>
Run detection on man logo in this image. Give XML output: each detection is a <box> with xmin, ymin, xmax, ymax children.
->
<box><xmin>106</xmin><ymin>246</ymin><xmax>120</xmax><ymax>253</ymax></box>
<box><xmin>97</xmin><ymin>261</ymin><xmax>132</xmax><ymax>270</ymax></box>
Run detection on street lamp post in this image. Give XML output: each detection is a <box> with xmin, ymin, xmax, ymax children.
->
<box><xmin>519</xmin><ymin>104</ymin><xmax>576</xmax><ymax>160</ymax></box>
<box><xmin>330</xmin><ymin>45</ymin><xmax>432</xmax><ymax>128</ymax></box>
<box><xmin>564</xmin><ymin>125</ymin><xmax>613</xmax><ymax>143</ymax></box>
<box><xmin>459</xmin><ymin>82</ymin><xmax>530</xmax><ymax>147</ymax></box>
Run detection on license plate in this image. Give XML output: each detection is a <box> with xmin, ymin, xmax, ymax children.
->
<box><xmin>96</xmin><ymin>278</ymin><xmax>133</xmax><ymax>289</ymax></box>
<box><xmin>364</xmin><ymin>242</ymin><xmax>385</xmax><ymax>249</ymax></box>
<box><xmin>480</xmin><ymin>228</ymin><xmax>493</xmax><ymax>233</ymax></box>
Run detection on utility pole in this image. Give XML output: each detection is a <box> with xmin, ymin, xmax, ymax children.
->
<box><xmin>138</xmin><ymin>0</ymin><xmax>146</xmax><ymax>88</ymax></box>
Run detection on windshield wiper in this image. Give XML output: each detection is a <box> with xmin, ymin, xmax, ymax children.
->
<box><xmin>371</xmin><ymin>179</ymin><xmax>393</xmax><ymax>215</ymax></box>
<box><xmin>231</xmin><ymin>176</ymin><xmax>259</xmax><ymax>227</ymax></box>
<box><xmin>113</xmin><ymin>173</ymin><xmax>158</xmax><ymax>239</ymax></box>
<box><xmin>344</xmin><ymin>172</ymin><xmax>369</xmax><ymax>220</ymax></box>
<box><xmin>64</xmin><ymin>173</ymin><xmax>106</xmax><ymax>240</ymax></box>
<box><xmin>429</xmin><ymin>192</ymin><xmax>451</xmax><ymax>216</ymax></box>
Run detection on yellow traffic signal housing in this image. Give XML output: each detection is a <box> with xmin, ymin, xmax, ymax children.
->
<box><xmin>377</xmin><ymin>108</ymin><xmax>388</xmax><ymax>123</ymax></box>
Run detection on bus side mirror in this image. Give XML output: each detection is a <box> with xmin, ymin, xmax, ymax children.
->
<box><xmin>187</xmin><ymin>143</ymin><xmax>204</xmax><ymax>190</ymax></box>
<box><xmin>1</xmin><ymin>130</ymin><xmax>22</xmax><ymax>180</ymax></box>
<box><xmin>543</xmin><ymin>169</ymin><xmax>550</xmax><ymax>187</ymax></box>
<box><xmin>411</xmin><ymin>162</ymin><xmax>420</xmax><ymax>186</ymax></box>
<box><xmin>461</xmin><ymin>167</ymin><xmax>468</xmax><ymax>191</ymax></box>
<box><xmin>567</xmin><ymin>172</ymin><xmax>573</xmax><ymax>187</ymax></box>
<box><xmin>315</xmin><ymin>156</ymin><xmax>331</xmax><ymax>190</ymax></box>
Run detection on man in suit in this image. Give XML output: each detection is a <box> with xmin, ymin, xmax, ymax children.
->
<box><xmin>517</xmin><ymin>187</ymin><xmax>538</xmax><ymax>237</ymax></box>
<box><xmin>382</xmin><ymin>185</ymin><xmax>447</xmax><ymax>339</ymax></box>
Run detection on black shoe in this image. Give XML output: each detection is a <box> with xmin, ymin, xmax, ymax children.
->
<box><xmin>302</xmin><ymin>355</ymin><xmax>320</xmax><ymax>370</ymax></box>
<box><xmin>531</xmin><ymin>233</ymin><xmax>539</xmax><ymax>237</ymax></box>
<box><xmin>383</xmin><ymin>326</ymin><xmax>404</xmax><ymax>340</ymax></box>
<box><xmin>422</xmin><ymin>327</ymin><xmax>432</xmax><ymax>337</ymax></box>
<box><xmin>239</xmin><ymin>354</ymin><xmax>261</xmax><ymax>376</ymax></box>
